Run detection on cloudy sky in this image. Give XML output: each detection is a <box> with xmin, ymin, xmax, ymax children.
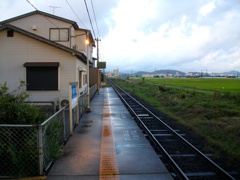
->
<box><xmin>0</xmin><ymin>0</ymin><xmax>240</xmax><ymax>73</ymax></box>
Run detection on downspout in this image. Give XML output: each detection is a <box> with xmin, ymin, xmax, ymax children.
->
<box><xmin>70</xmin><ymin>25</ymin><xmax>73</xmax><ymax>49</ymax></box>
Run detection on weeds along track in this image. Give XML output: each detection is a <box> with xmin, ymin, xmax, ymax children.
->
<box><xmin>108</xmin><ymin>79</ymin><xmax>235</xmax><ymax>180</ymax></box>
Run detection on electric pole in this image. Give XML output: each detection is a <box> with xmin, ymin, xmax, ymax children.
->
<box><xmin>95</xmin><ymin>38</ymin><xmax>101</xmax><ymax>62</ymax></box>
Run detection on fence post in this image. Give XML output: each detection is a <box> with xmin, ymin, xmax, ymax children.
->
<box><xmin>63</xmin><ymin>109</ymin><xmax>66</xmax><ymax>142</ymax></box>
<box><xmin>76</xmin><ymin>105</ymin><xmax>79</xmax><ymax>124</ymax></box>
<box><xmin>37</xmin><ymin>125</ymin><xmax>43</xmax><ymax>175</ymax></box>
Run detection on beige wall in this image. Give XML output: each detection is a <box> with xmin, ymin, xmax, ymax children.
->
<box><xmin>8</xmin><ymin>14</ymin><xmax>94</xmax><ymax>59</ymax></box>
<box><xmin>0</xmin><ymin>30</ymin><xmax>87</xmax><ymax>104</ymax></box>
<box><xmin>76</xmin><ymin>59</ymin><xmax>87</xmax><ymax>95</ymax></box>
<box><xmin>75</xmin><ymin>29</ymin><xmax>93</xmax><ymax>63</ymax></box>
<box><xmin>75</xmin><ymin>29</ymin><xmax>86</xmax><ymax>51</ymax></box>
<box><xmin>9</xmin><ymin>14</ymin><xmax>73</xmax><ymax>48</ymax></box>
<box><xmin>8</xmin><ymin>13</ymin><xmax>94</xmax><ymax>63</ymax></box>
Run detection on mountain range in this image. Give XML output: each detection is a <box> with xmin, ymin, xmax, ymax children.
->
<box><xmin>128</xmin><ymin>70</ymin><xmax>239</xmax><ymax>76</ymax></box>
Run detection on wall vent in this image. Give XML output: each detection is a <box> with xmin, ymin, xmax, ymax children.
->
<box><xmin>32</xmin><ymin>25</ymin><xmax>37</xmax><ymax>30</ymax></box>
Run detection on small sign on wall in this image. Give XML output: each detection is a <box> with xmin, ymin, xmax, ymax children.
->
<box><xmin>69</xmin><ymin>82</ymin><xmax>79</xmax><ymax>135</ymax></box>
<box><xmin>71</xmin><ymin>83</ymin><xmax>78</xmax><ymax>108</ymax></box>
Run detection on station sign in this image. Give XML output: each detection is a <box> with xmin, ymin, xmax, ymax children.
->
<box><xmin>97</xmin><ymin>62</ymin><xmax>106</xmax><ymax>69</ymax></box>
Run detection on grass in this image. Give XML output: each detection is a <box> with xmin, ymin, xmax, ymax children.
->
<box><xmin>136</xmin><ymin>77</ymin><xmax>240</xmax><ymax>92</ymax></box>
<box><xmin>114</xmin><ymin>78</ymin><xmax>240</xmax><ymax>162</ymax></box>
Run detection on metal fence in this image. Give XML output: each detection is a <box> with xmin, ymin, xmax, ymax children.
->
<box><xmin>0</xmin><ymin>84</ymin><xmax>98</xmax><ymax>178</ymax></box>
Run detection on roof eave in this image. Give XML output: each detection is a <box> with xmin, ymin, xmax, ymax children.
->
<box><xmin>0</xmin><ymin>10</ymin><xmax>79</xmax><ymax>29</ymax></box>
<box><xmin>0</xmin><ymin>24</ymin><xmax>86</xmax><ymax>63</ymax></box>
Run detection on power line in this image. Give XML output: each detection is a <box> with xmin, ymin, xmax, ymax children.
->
<box><xmin>91</xmin><ymin>0</ymin><xmax>100</xmax><ymax>38</ymax></box>
<box><xmin>27</xmin><ymin>0</ymin><xmax>103</xmax><ymax>60</ymax></box>
<box><xmin>65</xmin><ymin>0</ymin><xmax>86</xmax><ymax>28</ymax></box>
<box><xmin>26</xmin><ymin>0</ymin><xmax>37</xmax><ymax>10</ymax></box>
<box><xmin>83</xmin><ymin>0</ymin><xmax>96</xmax><ymax>39</ymax></box>
<box><xmin>90</xmin><ymin>0</ymin><xmax>105</xmax><ymax>62</ymax></box>
<box><xmin>26</xmin><ymin>0</ymin><xmax>68</xmax><ymax>35</ymax></box>
<box><xmin>100</xmin><ymin>40</ymin><xmax>105</xmax><ymax>61</ymax></box>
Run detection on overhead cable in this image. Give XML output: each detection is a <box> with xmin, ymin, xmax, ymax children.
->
<box><xmin>100</xmin><ymin>40</ymin><xmax>105</xmax><ymax>61</ymax></box>
<box><xmin>26</xmin><ymin>0</ymin><xmax>68</xmax><ymax>35</ymax></box>
<box><xmin>26</xmin><ymin>0</ymin><xmax>37</xmax><ymax>10</ymax></box>
<box><xmin>65</xmin><ymin>0</ymin><xmax>86</xmax><ymax>28</ymax></box>
<box><xmin>90</xmin><ymin>0</ymin><xmax>105</xmax><ymax>61</ymax></box>
<box><xmin>83</xmin><ymin>0</ymin><xmax>96</xmax><ymax>39</ymax></box>
<box><xmin>91</xmin><ymin>0</ymin><xmax>100</xmax><ymax>38</ymax></box>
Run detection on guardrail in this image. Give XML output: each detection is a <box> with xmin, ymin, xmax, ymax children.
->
<box><xmin>0</xmin><ymin>84</ymin><xmax>98</xmax><ymax>178</ymax></box>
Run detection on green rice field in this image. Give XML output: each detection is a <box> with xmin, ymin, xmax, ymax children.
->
<box><xmin>134</xmin><ymin>78</ymin><xmax>240</xmax><ymax>93</ymax></box>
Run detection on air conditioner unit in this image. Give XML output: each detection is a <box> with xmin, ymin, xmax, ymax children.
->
<box><xmin>59</xmin><ymin>98</ymin><xmax>69</xmax><ymax>108</ymax></box>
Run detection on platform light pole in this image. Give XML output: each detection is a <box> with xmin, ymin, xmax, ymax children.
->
<box><xmin>85</xmin><ymin>31</ymin><xmax>91</xmax><ymax>112</ymax></box>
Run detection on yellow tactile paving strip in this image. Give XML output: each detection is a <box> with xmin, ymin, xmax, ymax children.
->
<box><xmin>99</xmin><ymin>88</ymin><xmax>119</xmax><ymax>180</ymax></box>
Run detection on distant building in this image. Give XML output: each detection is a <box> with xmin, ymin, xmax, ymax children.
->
<box><xmin>176</xmin><ymin>72</ymin><xmax>179</xmax><ymax>77</ymax></box>
<box><xmin>186</xmin><ymin>72</ymin><xmax>193</xmax><ymax>77</ymax></box>
<box><xmin>113</xmin><ymin>68</ymin><xmax>119</xmax><ymax>78</ymax></box>
<box><xmin>107</xmin><ymin>72</ymin><xmax>112</xmax><ymax>77</ymax></box>
<box><xmin>142</xmin><ymin>74</ymin><xmax>154</xmax><ymax>78</ymax></box>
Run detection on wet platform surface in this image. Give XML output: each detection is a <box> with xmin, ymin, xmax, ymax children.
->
<box><xmin>47</xmin><ymin>87</ymin><xmax>173</xmax><ymax>180</ymax></box>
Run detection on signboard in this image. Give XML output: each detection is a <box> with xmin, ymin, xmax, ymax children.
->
<box><xmin>97</xmin><ymin>62</ymin><xmax>106</xmax><ymax>69</ymax></box>
<box><xmin>69</xmin><ymin>82</ymin><xmax>79</xmax><ymax>135</ymax></box>
<box><xmin>71</xmin><ymin>83</ymin><xmax>78</xmax><ymax>108</ymax></box>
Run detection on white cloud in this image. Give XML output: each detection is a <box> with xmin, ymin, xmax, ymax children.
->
<box><xmin>0</xmin><ymin>0</ymin><xmax>239</xmax><ymax>73</ymax></box>
<box><xmin>103</xmin><ymin>0</ymin><xmax>240</xmax><ymax>73</ymax></box>
<box><xmin>104</xmin><ymin>12</ymin><xmax>212</xmax><ymax>71</ymax></box>
<box><xmin>199</xmin><ymin>1</ymin><xmax>216</xmax><ymax>16</ymax></box>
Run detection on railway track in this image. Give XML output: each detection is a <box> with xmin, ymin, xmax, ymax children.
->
<box><xmin>108</xmin><ymin>79</ymin><xmax>235</xmax><ymax>180</ymax></box>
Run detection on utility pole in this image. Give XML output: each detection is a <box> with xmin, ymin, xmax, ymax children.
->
<box><xmin>95</xmin><ymin>38</ymin><xmax>101</xmax><ymax>62</ymax></box>
<box><xmin>95</xmin><ymin>38</ymin><xmax>101</xmax><ymax>94</ymax></box>
<box><xmin>86</xmin><ymin>31</ymin><xmax>91</xmax><ymax>112</ymax></box>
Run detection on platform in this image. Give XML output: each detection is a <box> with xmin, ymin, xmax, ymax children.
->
<box><xmin>47</xmin><ymin>87</ymin><xmax>173</xmax><ymax>180</ymax></box>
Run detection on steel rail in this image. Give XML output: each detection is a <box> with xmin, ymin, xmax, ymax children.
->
<box><xmin>111</xmin><ymin>81</ymin><xmax>188</xmax><ymax>179</ymax></box>
<box><xmin>108</xmin><ymin>79</ymin><xmax>235</xmax><ymax>180</ymax></box>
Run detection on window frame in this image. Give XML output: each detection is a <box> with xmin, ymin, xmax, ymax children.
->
<box><xmin>49</xmin><ymin>28</ymin><xmax>69</xmax><ymax>42</ymax></box>
<box><xmin>79</xmin><ymin>71</ymin><xmax>82</xmax><ymax>88</ymax></box>
<box><xmin>24</xmin><ymin>62</ymin><xmax>59</xmax><ymax>91</ymax></box>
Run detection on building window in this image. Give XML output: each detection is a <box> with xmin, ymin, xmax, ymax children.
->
<box><xmin>23</xmin><ymin>62</ymin><xmax>59</xmax><ymax>90</ymax></box>
<box><xmin>49</xmin><ymin>28</ymin><xmax>69</xmax><ymax>42</ymax></box>
<box><xmin>83</xmin><ymin>74</ymin><xmax>86</xmax><ymax>85</ymax></box>
<box><xmin>79</xmin><ymin>71</ymin><xmax>82</xmax><ymax>88</ymax></box>
<box><xmin>85</xmin><ymin>74</ymin><xmax>87</xmax><ymax>85</ymax></box>
<box><xmin>7</xmin><ymin>30</ymin><xmax>14</xmax><ymax>37</ymax></box>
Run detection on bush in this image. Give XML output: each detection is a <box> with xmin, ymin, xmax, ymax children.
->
<box><xmin>0</xmin><ymin>82</ymin><xmax>48</xmax><ymax>177</ymax></box>
<box><xmin>0</xmin><ymin>82</ymin><xmax>47</xmax><ymax>124</ymax></box>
